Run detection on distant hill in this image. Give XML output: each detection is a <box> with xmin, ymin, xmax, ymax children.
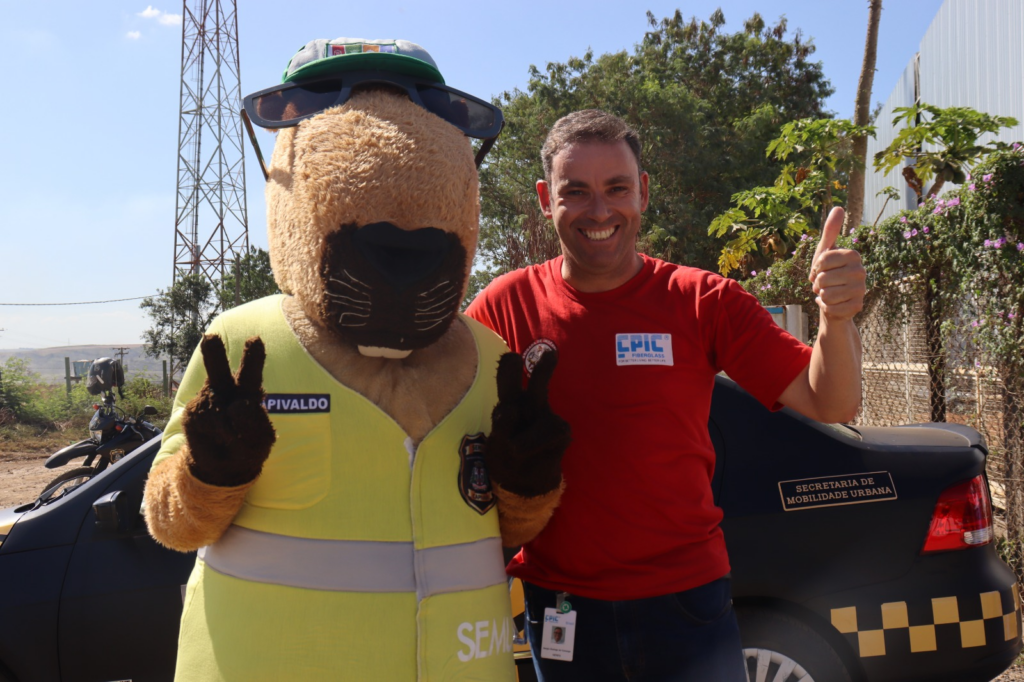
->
<box><xmin>0</xmin><ymin>344</ymin><xmax>166</xmax><ymax>383</ymax></box>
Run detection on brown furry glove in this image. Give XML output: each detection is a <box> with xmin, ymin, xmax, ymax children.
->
<box><xmin>485</xmin><ymin>351</ymin><xmax>571</xmax><ymax>498</ymax></box>
<box><xmin>181</xmin><ymin>335</ymin><xmax>277</xmax><ymax>487</ymax></box>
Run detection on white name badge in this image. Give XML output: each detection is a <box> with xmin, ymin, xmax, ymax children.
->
<box><xmin>615</xmin><ymin>333</ymin><xmax>674</xmax><ymax>366</ymax></box>
<box><xmin>540</xmin><ymin>607</ymin><xmax>577</xmax><ymax>661</ymax></box>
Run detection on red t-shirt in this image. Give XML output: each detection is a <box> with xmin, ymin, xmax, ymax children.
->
<box><xmin>465</xmin><ymin>255</ymin><xmax>812</xmax><ymax>600</ymax></box>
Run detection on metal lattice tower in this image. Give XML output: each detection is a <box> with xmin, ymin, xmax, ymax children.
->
<box><xmin>171</xmin><ymin>0</ymin><xmax>248</xmax><ymax>378</ymax></box>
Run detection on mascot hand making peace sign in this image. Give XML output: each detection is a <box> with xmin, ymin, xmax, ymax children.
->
<box><xmin>143</xmin><ymin>38</ymin><xmax>570</xmax><ymax>682</ymax></box>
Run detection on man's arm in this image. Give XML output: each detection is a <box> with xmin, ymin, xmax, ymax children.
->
<box><xmin>777</xmin><ymin>207</ymin><xmax>866</xmax><ymax>423</ymax></box>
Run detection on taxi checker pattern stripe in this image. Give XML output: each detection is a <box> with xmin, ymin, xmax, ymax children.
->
<box><xmin>829</xmin><ymin>584</ymin><xmax>1021</xmax><ymax>657</ymax></box>
<box><xmin>198</xmin><ymin>525</ymin><xmax>507</xmax><ymax>599</ymax></box>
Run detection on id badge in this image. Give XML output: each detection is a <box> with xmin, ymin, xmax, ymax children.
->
<box><xmin>540</xmin><ymin>607</ymin><xmax>577</xmax><ymax>661</ymax></box>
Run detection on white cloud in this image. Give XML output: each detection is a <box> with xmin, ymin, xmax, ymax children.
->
<box><xmin>126</xmin><ymin>30</ymin><xmax>141</xmax><ymax>40</ymax></box>
<box><xmin>136</xmin><ymin>6</ymin><xmax>180</xmax><ymax>26</ymax></box>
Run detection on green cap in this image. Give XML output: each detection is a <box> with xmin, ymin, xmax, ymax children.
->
<box><xmin>283</xmin><ymin>38</ymin><xmax>444</xmax><ymax>84</ymax></box>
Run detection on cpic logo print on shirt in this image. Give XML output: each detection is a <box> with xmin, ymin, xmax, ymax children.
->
<box><xmin>615</xmin><ymin>333</ymin><xmax>674</xmax><ymax>366</ymax></box>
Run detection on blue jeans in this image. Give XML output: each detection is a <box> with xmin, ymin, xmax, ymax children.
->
<box><xmin>523</xmin><ymin>577</ymin><xmax>747</xmax><ymax>682</ymax></box>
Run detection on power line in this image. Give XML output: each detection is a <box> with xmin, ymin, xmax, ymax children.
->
<box><xmin>0</xmin><ymin>296</ymin><xmax>153</xmax><ymax>306</ymax></box>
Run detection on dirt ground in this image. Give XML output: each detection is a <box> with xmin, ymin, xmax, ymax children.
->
<box><xmin>0</xmin><ymin>450</ymin><xmax>68</xmax><ymax>508</ymax></box>
<box><xmin>998</xmin><ymin>666</ymin><xmax>1024</xmax><ymax>681</ymax></box>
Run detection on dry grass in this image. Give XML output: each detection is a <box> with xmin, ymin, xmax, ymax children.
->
<box><xmin>0</xmin><ymin>423</ymin><xmax>81</xmax><ymax>459</ymax></box>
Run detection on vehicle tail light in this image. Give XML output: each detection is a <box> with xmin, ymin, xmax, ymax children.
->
<box><xmin>921</xmin><ymin>475</ymin><xmax>993</xmax><ymax>554</ymax></box>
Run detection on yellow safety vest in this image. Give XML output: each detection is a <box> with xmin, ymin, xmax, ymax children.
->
<box><xmin>154</xmin><ymin>295</ymin><xmax>516</xmax><ymax>682</ymax></box>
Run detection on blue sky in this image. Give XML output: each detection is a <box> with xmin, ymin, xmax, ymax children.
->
<box><xmin>0</xmin><ymin>0</ymin><xmax>944</xmax><ymax>350</ymax></box>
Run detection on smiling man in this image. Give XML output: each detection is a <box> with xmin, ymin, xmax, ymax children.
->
<box><xmin>466</xmin><ymin>109</ymin><xmax>865</xmax><ymax>681</ymax></box>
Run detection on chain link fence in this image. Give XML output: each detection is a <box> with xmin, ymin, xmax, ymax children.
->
<box><xmin>855</xmin><ymin>296</ymin><xmax>1024</xmax><ymax>584</ymax></box>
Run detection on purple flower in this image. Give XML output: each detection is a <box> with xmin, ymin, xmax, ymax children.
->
<box><xmin>1018</xmin><ymin>243</ymin><xmax>1024</xmax><ymax>251</ymax></box>
<box><xmin>969</xmin><ymin>183</ymin><xmax>976</xmax><ymax>191</ymax></box>
<box><xmin>932</xmin><ymin>206</ymin><xmax>943</xmax><ymax>215</ymax></box>
<box><xmin>971</xmin><ymin>320</ymin><xmax>979</xmax><ymax>327</ymax></box>
<box><xmin>870</xmin><ymin>230</ymin><xmax>876</xmax><ymax>235</ymax></box>
<box><xmin>852</xmin><ymin>237</ymin><xmax>858</xmax><ymax>243</ymax></box>
<box><xmin>947</xmin><ymin>197</ymin><xmax>960</xmax><ymax>207</ymax></box>
<box><xmin>1011</xmin><ymin>313</ymin><xmax>1018</xmax><ymax>319</ymax></box>
<box><xmin>923</xmin><ymin>227</ymin><xmax>930</xmax><ymax>233</ymax></box>
<box><xmin>985</xmin><ymin>239</ymin><xmax>993</xmax><ymax>247</ymax></box>
<box><xmin>800</xmin><ymin>234</ymin><xmax>809</xmax><ymax>241</ymax></box>
<box><xmin>912</xmin><ymin>228</ymin><xmax>918</xmax><ymax>236</ymax></box>
<box><xmin>766</xmin><ymin>269</ymin><xmax>772</xmax><ymax>275</ymax></box>
<box><xmin>904</xmin><ymin>231</ymin><xmax>913</xmax><ymax>239</ymax></box>
<box><xmin>900</xmin><ymin>216</ymin><xmax>908</xmax><ymax>224</ymax></box>
<box><xmin>750</xmin><ymin>271</ymin><xmax>757</xmax><ymax>276</ymax></box>
<box><xmin>997</xmin><ymin>237</ymin><xmax>1007</xmax><ymax>248</ymax></box>
<box><xmin>967</xmin><ymin>173</ymin><xmax>972</xmax><ymax>181</ymax></box>
<box><xmin>1013</xmin><ymin>143</ymin><xmax>1021</xmax><ymax>151</ymax></box>
<box><xmin>983</xmin><ymin>173</ymin><xmax>994</xmax><ymax>182</ymax></box>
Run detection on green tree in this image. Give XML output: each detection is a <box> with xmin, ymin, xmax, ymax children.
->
<box><xmin>709</xmin><ymin>117</ymin><xmax>873</xmax><ymax>275</ymax></box>
<box><xmin>219</xmin><ymin>246</ymin><xmax>281</xmax><ymax>309</ymax></box>
<box><xmin>874</xmin><ymin>103</ymin><xmax>1018</xmax><ymax>200</ymax></box>
<box><xmin>474</xmin><ymin>9</ymin><xmax>833</xmax><ymax>292</ymax></box>
<box><xmin>140</xmin><ymin>273</ymin><xmax>218</xmax><ymax>371</ymax></box>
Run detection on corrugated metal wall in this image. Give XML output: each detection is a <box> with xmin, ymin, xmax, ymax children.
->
<box><xmin>864</xmin><ymin>58</ymin><xmax>918</xmax><ymax>225</ymax></box>
<box><xmin>864</xmin><ymin>0</ymin><xmax>1024</xmax><ymax>224</ymax></box>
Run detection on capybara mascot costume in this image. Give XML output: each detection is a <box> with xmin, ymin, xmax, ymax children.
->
<box><xmin>143</xmin><ymin>38</ymin><xmax>569</xmax><ymax>681</ymax></box>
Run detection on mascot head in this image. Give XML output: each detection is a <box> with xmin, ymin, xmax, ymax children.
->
<box><xmin>241</xmin><ymin>39</ymin><xmax>503</xmax><ymax>358</ymax></box>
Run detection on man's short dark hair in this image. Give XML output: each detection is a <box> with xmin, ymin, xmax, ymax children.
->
<box><xmin>541</xmin><ymin>109</ymin><xmax>642</xmax><ymax>179</ymax></box>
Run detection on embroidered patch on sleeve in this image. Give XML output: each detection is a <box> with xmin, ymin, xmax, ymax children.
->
<box><xmin>615</xmin><ymin>333</ymin><xmax>673</xmax><ymax>366</ymax></box>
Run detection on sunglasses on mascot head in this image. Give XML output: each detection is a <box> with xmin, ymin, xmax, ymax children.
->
<box><xmin>240</xmin><ymin>71</ymin><xmax>505</xmax><ymax>179</ymax></box>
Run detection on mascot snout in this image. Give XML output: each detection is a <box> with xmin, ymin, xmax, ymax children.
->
<box><xmin>322</xmin><ymin>221</ymin><xmax>467</xmax><ymax>353</ymax></box>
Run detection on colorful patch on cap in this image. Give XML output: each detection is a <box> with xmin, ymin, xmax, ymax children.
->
<box><xmin>379</xmin><ymin>44</ymin><xmax>396</xmax><ymax>53</ymax></box>
<box><xmin>346</xmin><ymin>44</ymin><xmax>363</xmax><ymax>54</ymax></box>
<box><xmin>362</xmin><ymin>44</ymin><xmax>380</xmax><ymax>53</ymax></box>
<box><xmin>330</xmin><ymin>45</ymin><xmax>346</xmax><ymax>56</ymax></box>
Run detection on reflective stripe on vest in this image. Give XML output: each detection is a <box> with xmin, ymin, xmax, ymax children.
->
<box><xmin>198</xmin><ymin>525</ymin><xmax>507</xmax><ymax>599</ymax></box>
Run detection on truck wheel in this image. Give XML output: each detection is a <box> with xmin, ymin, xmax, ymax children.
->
<box><xmin>41</xmin><ymin>467</ymin><xmax>97</xmax><ymax>501</ymax></box>
<box><xmin>738</xmin><ymin>608</ymin><xmax>853</xmax><ymax>682</ymax></box>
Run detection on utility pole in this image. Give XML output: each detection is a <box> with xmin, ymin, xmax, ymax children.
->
<box><xmin>113</xmin><ymin>346</ymin><xmax>130</xmax><ymax>373</ymax></box>
<box><xmin>170</xmin><ymin>0</ymin><xmax>248</xmax><ymax>381</ymax></box>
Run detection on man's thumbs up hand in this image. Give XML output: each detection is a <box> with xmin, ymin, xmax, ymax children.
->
<box><xmin>808</xmin><ymin>207</ymin><xmax>866</xmax><ymax>323</ymax></box>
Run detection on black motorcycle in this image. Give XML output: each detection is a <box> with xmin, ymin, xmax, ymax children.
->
<box><xmin>38</xmin><ymin>358</ymin><xmax>161</xmax><ymax>504</ymax></box>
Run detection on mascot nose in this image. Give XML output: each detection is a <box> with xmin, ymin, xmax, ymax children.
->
<box><xmin>351</xmin><ymin>222</ymin><xmax>453</xmax><ymax>291</ymax></box>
